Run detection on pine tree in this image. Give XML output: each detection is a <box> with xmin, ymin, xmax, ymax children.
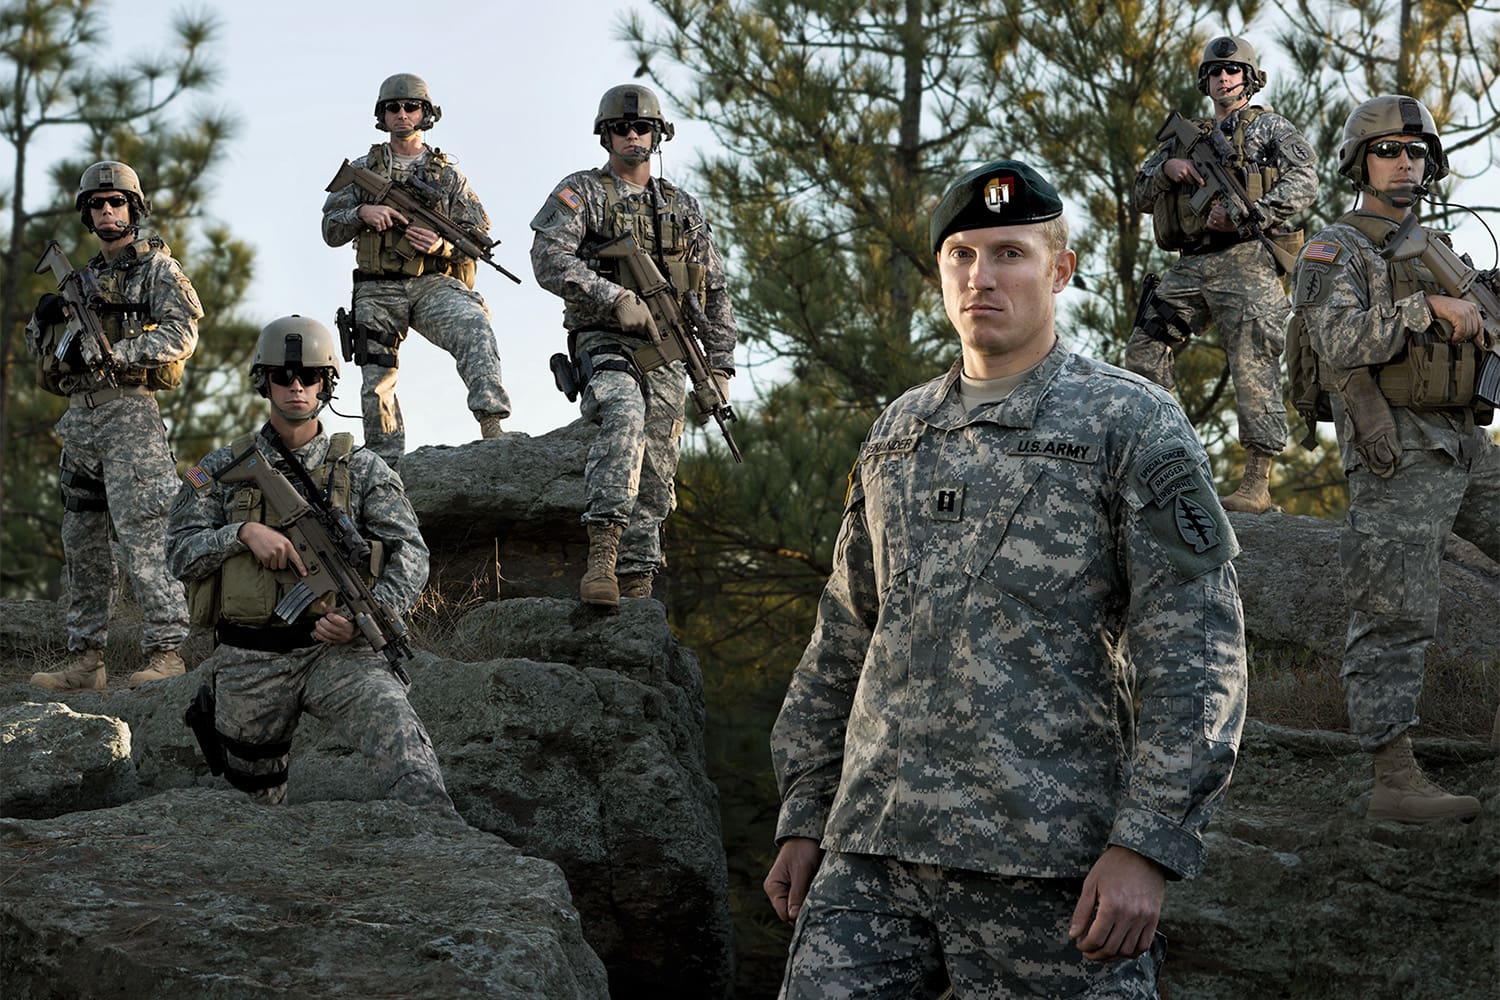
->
<box><xmin>0</xmin><ymin>0</ymin><xmax>257</xmax><ymax>596</ymax></box>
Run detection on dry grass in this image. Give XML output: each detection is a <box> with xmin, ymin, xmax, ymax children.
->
<box><xmin>1248</xmin><ymin>640</ymin><xmax>1499</xmax><ymax>742</ymax></box>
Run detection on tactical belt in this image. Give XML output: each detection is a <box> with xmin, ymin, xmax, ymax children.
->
<box><xmin>69</xmin><ymin>384</ymin><xmax>152</xmax><ymax>410</ymax></box>
<box><xmin>215</xmin><ymin>621</ymin><xmax>319</xmax><ymax>652</ymax></box>
<box><xmin>1180</xmin><ymin>234</ymin><xmax>1255</xmax><ymax>256</ymax></box>
<box><xmin>353</xmin><ymin>270</ymin><xmax>417</xmax><ymax>283</ymax></box>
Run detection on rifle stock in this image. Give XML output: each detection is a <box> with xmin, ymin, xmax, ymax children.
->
<box><xmin>1155</xmin><ymin>111</ymin><xmax>1297</xmax><ymax>276</ymax></box>
<box><xmin>326</xmin><ymin>158</ymin><xmax>522</xmax><ymax>284</ymax></box>
<box><xmin>216</xmin><ymin>445</ymin><xmax>415</xmax><ymax>683</ymax></box>
<box><xmin>595</xmin><ymin>233</ymin><xmax>743</xmax><ymax>463</ymax></box>
<box><xmin>33</xmin><ymin>241</ymin><xmax>118</xmax><ymax>385</ymax></box>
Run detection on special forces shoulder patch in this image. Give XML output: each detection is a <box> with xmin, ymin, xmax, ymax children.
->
<box><xmin>530</xmin><ymin>185</ymin><xmax>584</xmax><ymax>234</ymax></box>
<box><xmin>1294</xmin><ymin>260</ymin><xmax>1333</xmax><ymax>307</ymax></box>
<box><xmin>1129</xmin><ymin>440</ymin><xmax>1235</xmax><ymax>580</ymax></box>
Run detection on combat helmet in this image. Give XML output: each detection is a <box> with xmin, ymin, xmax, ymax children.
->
<box><xmin>250</xmin><ymin>315</ymin><xmax>341</xmax><ymax>419</ymax></box>
<box><xmin>1196</xmin><ymin>36</ymin><xmax>1267</xmax><ymax>99</ymax></box>
<box><xmin>1337</xmin><ymin>94</ymin><xmax>1449</xmax><ymax>187</ymax></box>
<box><xmin>374</xmin><ymin>73</ymin><xmax>441</xmax><ymax>131</ymax></box>
<box><xmin>594</xmin><ymin>83</ymin><xmax>675</xmax><ymax>151</ymax></box>
<box><xmin>75</xmin><ymin>160</ymin><xmax>150</xmax><ymax>233</ymax></box>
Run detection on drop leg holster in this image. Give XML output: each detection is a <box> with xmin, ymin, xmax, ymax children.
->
<box><xmin>59</xmin><ymin>459</ymin><xmax>109</xmax><ymax>512</ymax></box>
<box><xmin>183</xmin><ymin>682</ymin><xmax>292</xmax><ymax>792</ymax></box>
<box><xmin>1133</xmin><ymin>272</ymin><xmax>1193</xmax><ymax>346</ymax></box>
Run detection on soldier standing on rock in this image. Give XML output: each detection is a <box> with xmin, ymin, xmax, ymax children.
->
<box><xmin>26</xmin><ymin>160</ymin><xmax>199</xmax><ymax>691</ymax></box>
<box><xmin>321</xmin><ymin>73</ymin><xmax>512</xmax><ymax>469</ymax></box>
<box><xmin>529</xmin><ymin>83</ymin><xmax>738</xmax><ymax>607</ymax></box>
<box><xmin>166</xmin><ymin>316</ymin><xmax>456</xmax><ymax>816</ymax></box>
<box><xmin>1292</xmin><ymin>95</ymin><xmax>1498</xmax><ymax>824</ymax></box>
<box><xmin>765</xmin><ymin>160</ymin><xmax>1247</xmax><ymax>998</ymax></box>
<box><xmin>1128</xmin><ymin>35</ymin><xmax>1318</xmax><ymax>514</ymax></box>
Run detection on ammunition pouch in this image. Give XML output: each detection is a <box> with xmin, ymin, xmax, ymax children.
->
<box><xmin>1375</xmin><ymin>343</ymin><xmax>1479</xmax><ymax>411</ymax></box>
<box><xmin>355</xmin><ymin>229</ymin><xmax>475</xmax><ymax>288</ymax></box>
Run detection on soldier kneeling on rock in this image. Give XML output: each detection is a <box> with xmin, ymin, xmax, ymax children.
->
<box><xmin>166</xmin><ymin>316</ymin><xmax>457</xmax><ymax>816</ymax></box>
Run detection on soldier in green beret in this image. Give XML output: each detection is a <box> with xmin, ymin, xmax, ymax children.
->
<box><xmin>765</xmin><ymin>160</ymin><xmax>1247</xmax><ymax>997</ymax></box>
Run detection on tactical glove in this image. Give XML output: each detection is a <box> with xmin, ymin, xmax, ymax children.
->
<box><xmin>34</xmin><ymin>293</ymin><xmax>67</xmax><ymax>327</ymax></box>
<box><xmin>613</xmin><ymin>292</ymin><xmax>658</xmax><ymax>338</ymax></box>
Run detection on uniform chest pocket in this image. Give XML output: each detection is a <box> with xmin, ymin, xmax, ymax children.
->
<box><xmin>965</xmin><ymin>466</ymin><xmax>1108</xmax><ymax>612</ymax></box>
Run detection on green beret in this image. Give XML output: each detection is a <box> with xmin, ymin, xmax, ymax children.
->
<box><xmin>929</xmin><ymin>159</ymin><xmax>1064</xmax><ymax>253</ymax></box>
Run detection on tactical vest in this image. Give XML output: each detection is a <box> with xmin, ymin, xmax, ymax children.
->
<box><xmin>32</xmin><ymin>236</ymin><xmax>186</xmax><ymax>396</ymax></box>
<box><xmin>354</xmin><ymin>144</ymin><xmax>477</xmax><ymax>288</ymax></box>
<box><xmin>187</xmin><ymin>432</ymin><xmax>382</xmax><ymax>627</ymax></box>
<box><xmin>1152</xmin><ymin>107</ymin><xmax>1282</xmax><ymax>251</ymax></box>
<box><xmin>593</xmin><ymin>174</ymin><xmax>707</xmax><ymax>305</ymax></box>
<box><xmin>1287</xmin><ymin>211</ymin><xmax>1491</xmax><ymax>450</ymax></box>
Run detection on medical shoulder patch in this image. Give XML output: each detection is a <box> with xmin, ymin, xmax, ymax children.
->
<box><xmin>1129</xmin><ymin>439</ymin><xmax>1235</xmax><ymax>580</ymax></box>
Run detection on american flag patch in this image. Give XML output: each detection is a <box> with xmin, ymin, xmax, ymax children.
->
<box><xmin>554</xmin><ymin>186</ymin><xmax>583</xmax><ymax>210</ymax></box>
<box><xmin>1303</xmin><ymin>241</ymin><xmax>1341</xmax><ymax>264</ymax></box>
<box><xmin>185</xmin><ymin>465</ymin><xmax>212</xmax><ymax>490</ymax></box>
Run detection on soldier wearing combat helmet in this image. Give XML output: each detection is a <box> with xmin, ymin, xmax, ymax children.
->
<box><xmin>766</xmin><ymin>159</ymin><xmax>1246</xmax><ymax>998</ymax></box>
<box><xmin>530</xmin><ymin>83</ymin><xmax>738</xmax><ymax>606</ymax></box>
<box><xmin>322</xmin><ymin>72</ymin><xmax>510</xmax><ymax>468</ymax></box>
<box><xmin>1128</xmin><ymin>35</ymin><xmax>1319</xmax><ymax>513</ymax></box>
<box><xmin>1292</xmin><ymin>95</ymin><xmax>1496</xmax><ymax>825</ymax></box>
<box><xmin>25</xmin><ymin>159</ymin><xmax>200</xmax><ymax>691</ymax></box>
<box><xmin>166</xmin><ymin>315</ymin><xmax>456</xmax><ymax>815</ymax></box>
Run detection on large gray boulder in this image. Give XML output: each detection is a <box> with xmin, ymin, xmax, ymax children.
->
<box><xmin>401</xmin><ymin>420</ymin><xmax>595</xmax><ymax>600</ymax></box>
<box><xmin>0</xmin><ymin>702</ymin><xmax>137</xmax><ymax>818</ymax></box>
<box><xmin>1229</xmin><ymin>510</ymin><xmax>1500</xmax><ymax>668</ymax></box>
<box><xmin>0</xmin><ymin>790</ymin><xmax>607</xmax><ymax>999</ymax></box>
<box><xmin>0</xmin><ymin>598</ymin><xmax>734</xmax><ymax>999</ymax></box>
<box><xmin>1160</xmin><ymin>721</ymin><xmax>1498</xmax><ymax>999</ymax></box>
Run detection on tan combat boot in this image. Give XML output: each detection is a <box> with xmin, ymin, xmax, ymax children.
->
<box><xmin>618</xmin><ymin>571</ymin><xmax>655</xmax><ymax>599</ymax></box>
<box><xmin>1368</xmin><ymin>734</ymin><xmax>1481</xmax><ymax>823</ymax></box>
<box><xmin>128</xmin><ymin>649</ymin><xmax>186</xmax><ymax>688</ymax></box>
<box><xmin>1221</xmin><ymin>449</ymin><xmax>1275</xmax><ymax>514</ymax></box>
<box><xmin>479</xmin><ymin>414</ymin><xmax>505</xmax><ymax>438</ymax></box>
<box><xmin>580</xmin><ymin>523</ymin><xmax>624</xmax><ymax>607</ymax></box>
<box><xmin>31</xmin><ymin>649</ymin><xmax>106</xmax><ymax>691</ymax></box>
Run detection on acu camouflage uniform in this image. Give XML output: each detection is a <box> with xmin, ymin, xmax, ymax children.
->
<box><xmin>321</xmin><ymin>144</ymin><xmax>511</xmax><ymax>466</ymax></box>
<box><xmin>529</xmin><ymin>162</ymin><xmax>737</xmax><ymax>577</ymax></box>
<box><xmin>772</xmin><ymin>344</ymin><xmax>1247</xmax><ymax>998</ymax></box>
<box><xmin>1129</xmin><ymin>107</ymin><xmax>1318</xmax><ymax>453</ymax></box>
<box><xmin>1293</xmin><ymin>215</ymin><xmax>1500</xmax><ymax>751</ymax></box>
<box><xmin>24</xmin><ymin>234</ymin><xmax>199</xmax><ymax>656</ymax></box>
<box><xmin>165</xmin><ymin>425</ymin><xmax>454</xmax><ymax>813</ymax></box>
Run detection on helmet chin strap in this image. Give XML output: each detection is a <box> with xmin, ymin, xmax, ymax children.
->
<box><xmin>266</xmin><ymin>380</ymin><xmax>335</xmax><ymax>424</ymax></box>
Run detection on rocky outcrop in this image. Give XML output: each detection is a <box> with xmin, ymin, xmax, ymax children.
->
<box><xmin>0</xmin><ymin>702</ymin><xmax>137</xmax><ymax>818</ymax></box>
<box><xmin>1229</xmin><ymin>510</ymin><xmax>1500</xmax><ymax>668</ymax></box>
<box><xmin>401</xmin><ymin>421</ymin><xmax>594</xmax><ymax>601</ymax></box>
<box><xmin>0</xmin><ymin>790</ymin><xmax>607</xmax><ymax>999</ymax></box>
<box><xmin>1161</xmin><ymin>721</ymin><xmax>1498</xmax><ymax>1000</ymax></box>
<box><xmin>0</xmin><ymin>597</ymin><xmax>734</xmax><ymax>999</ymax></box>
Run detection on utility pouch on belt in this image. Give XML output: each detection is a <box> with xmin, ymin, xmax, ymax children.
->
<box><xmin>183</xmin><ymin>683</ymin><xmax>226</xmax><ymax>776</ymax></box>
<box><xmin>1376</xmin><ymin>343</ymin><xmax>1480</xmax><ymax>410</ymax></box>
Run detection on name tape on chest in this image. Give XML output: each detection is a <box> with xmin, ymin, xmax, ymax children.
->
<box><xmin>862</xmin><ymin>435</ymin><xmax>918</xmax><ymax>459</ymax></box>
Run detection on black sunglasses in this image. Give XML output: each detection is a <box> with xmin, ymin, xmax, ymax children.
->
<box><xmin>383</xmin><ymin>100</ymin><xmax>425</xmax><ymax>114</ymax></box>
<box><xmin>1368</xmin><ymin>139</ymin><xmax>1429</xmax><ymax>160</ymax></box>
<box><xmin>87</xmin><ymin>195</ymin><xmax>130</xmax><ymax>210</ymax></box>
<box><xmin>607</xmin><ymin>119</ymin><xmax>656</xmax><ymax>137</ymax></box>
<box><xmin>267</xmin><ymin>367</ymin><xmax>326</xmax><ymax>388</ymax></box>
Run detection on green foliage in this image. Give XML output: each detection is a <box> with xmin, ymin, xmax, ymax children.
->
<box><xmin>0</xmin><ymin>0</ymin><xmax>257</xmax><ymax>596</ymax></box>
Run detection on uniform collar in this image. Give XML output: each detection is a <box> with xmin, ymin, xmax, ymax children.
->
<box><xmin>914</xmin><ymin>340</ymin><xmax>1071</xmax><ymax>432</ymax></box>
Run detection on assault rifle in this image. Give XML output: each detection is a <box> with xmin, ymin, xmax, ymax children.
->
<box><xmin>595</xmin><ymin>232</ymin><xmax>743</xmax><ymax>463</ymax></box>
<box><xmin>325</xmin><ymin>159</ymin><xmax>522</xmax><ymax>284</ymax></box>
<box><xmin>1155</xmin><ymin>111</ymin><xmax>1299</xmax><ymax>276</ymax></box>
<box><xmin>1383</xmin><ymin>213</ymin><xmax>1500</xmax><ymax>407</ymax></box>
<box><xmin>217</xmin><ymin>443</ymin><xmax>415</xmax><ymax>684</ymax></box>
<box><xmin>33</xmin><ymin>241</ymin><xmax>117</xmax><ymax>386</ymax></box>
